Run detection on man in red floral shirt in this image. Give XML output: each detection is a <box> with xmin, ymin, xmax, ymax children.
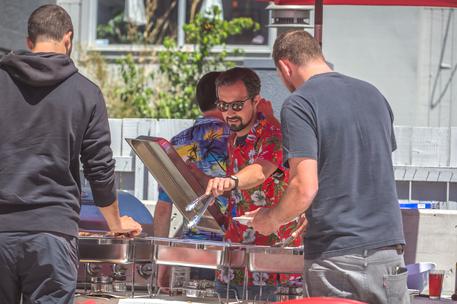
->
<box><xmin>205</xmin><ymin>67</ymin><xmax>304</xmax><ymax>301</ymax></box>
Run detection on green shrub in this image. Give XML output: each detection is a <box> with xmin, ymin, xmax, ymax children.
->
<box><xmin>83</xmin><ymin>5</ymin><xmax>258</xmax><ymax>119</ymax></box>
<box><xmin>153</xmin><ymin>6</ymin><xmax>258</xmax><ymax>119</ymax></box>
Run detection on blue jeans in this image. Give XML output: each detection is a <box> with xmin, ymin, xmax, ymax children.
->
<box><xmin>190</xmin><ymin>267</ymin><xmax>215</xmax><ymax>281</ymax></box>
<box><xmin>0</xmin><ymin>232</ymin><xmax>78</xmax><ymax>304</ymax></box>
<box><xmin>304</xmin><ymin>246</ymin><xmax>410</xmax><ymax>304</ymax></box>
<box><xmin>215</xmin><ymin>281</ymin><xmax>277</xmax><ymax>302</ymax></box>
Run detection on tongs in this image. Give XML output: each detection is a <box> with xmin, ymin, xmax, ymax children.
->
<box><xmin>273</xmin><ymin>213</ymin><xmax>308</xmax><ymax>247</ymax></box>
<box><xmin>186</xmin><ymin>193</ymin><xmax>215</xmax><ymax>229</ymax></box>
<box><xmin>185</xmin><ymin>193</ymin><xmax>207</xmax><ymax>212</ymax></box>
<box><xmin>273</xmin><ymin>235</ymin><xmax>296</xmax><ymax>247</ymax></box>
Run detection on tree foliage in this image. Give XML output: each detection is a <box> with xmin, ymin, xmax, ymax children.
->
<box><xmin>84</xmin><ymin>6</ymin><xmax>258</xmax><ymax>119</ymax></box>
<box><xmin>153</xmin><ymin>6</ymin><xmax>258</xmax><ymax>118</ymax></box>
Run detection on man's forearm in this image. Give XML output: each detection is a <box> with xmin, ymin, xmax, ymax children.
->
<box><xmin>270</xmin><ymin>176</ymin><xmax>315</xmax><ymax>225</ymax></box>
<box><xmin>236</xmin><ymin>160</ymin><xmax>277</xmax><ymax>189</ymax></box>
<box><xmin>98</xmin><ymin>199</ymin><xmax>123</xmax><ymax>230</ymax></box>
<box><xmin>206</xmin><ymin>160</ymin><xmax>278</xmax><ymax>196</ymax></box>
<box><xmin>250</xmin><ymin>157</ymin><xmax>317</xmax><ymax>236</ymax></box>
<box><xmin>98</xmin><ymin>199</ymin><xmax>143</xmax><ymax>236</ymax></box>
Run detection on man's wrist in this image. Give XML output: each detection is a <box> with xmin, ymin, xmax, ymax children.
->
<box><xmin>107</xmin><ymin>219</ymin><xmax>122</xmax><ymax>231</ymax></box>
<box><xmin>229</xmin><ymin>175</ymin><xmax>239</xmax><ymax>189</ymax></box>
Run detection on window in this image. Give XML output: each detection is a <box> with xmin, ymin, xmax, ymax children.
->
<box><xmin>185</xmin><ymin>0</ymin><xmax>270</xmax><ymax>46</ymax></box>
<box><xmin>96</xmin><ymin>0</ymin><xmax>178</xmax><ymax>45</ymax></box>
<box><xmin>93</xmin><ymin>0</ymin><xmax>272</xmax><ymax>50</ymax></box>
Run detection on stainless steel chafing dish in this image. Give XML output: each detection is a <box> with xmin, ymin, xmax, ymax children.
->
<box><xmin>79</xmin><ymin>236</ymin><xmax>153</xmax><ymax>264</ymax></box>
<box><xmin>150</xmin><ymin>237</ymin><xmax>246</xmax><ymax>269</ymax></box>
<box><xmin>126</xmin><ymin>136</ymin><xmax>225</xmax><ymax>233</ymax></box>
<box><xmin>246</xmin><ymin>245</ymin><xmax>304</xmax><ymax>274</ymax></box>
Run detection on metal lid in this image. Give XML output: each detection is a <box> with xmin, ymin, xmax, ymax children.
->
<box><xmin>126</xmin><ymin>136</ymin><xmax>224</xmax><ymax>233</ymax></box>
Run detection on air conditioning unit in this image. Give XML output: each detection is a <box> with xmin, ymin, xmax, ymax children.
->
<box><xmin>266</xmin><ymin>3</ymin><xmax>314</xmax><ymax>29</ymax></box>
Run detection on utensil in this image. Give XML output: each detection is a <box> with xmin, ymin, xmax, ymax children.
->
<box><xmin>273</xmin><ymin>235</ymin><xmax>296</xmax><ymax>247</ymax></box>
<box><xmin>187</xmin><ymin>194</ymin><xmax>215</xmax><ymax>229</ymax></box>
<box><xmin>273</xmin><ymin>226</ymin><xmax>303</xmax><ymax>247</ymax></box>
<box><xmin>186</xmin><ymin>193</ymin><xmax>211</xmax><ymax>212</ymax></box>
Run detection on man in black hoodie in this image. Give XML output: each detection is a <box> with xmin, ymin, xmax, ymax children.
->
<box><xmin>0</xmin><ymin>5</ymin><xmax>142</xmax><ymax>303</ymax></box>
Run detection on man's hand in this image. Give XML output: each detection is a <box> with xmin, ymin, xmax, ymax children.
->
<box><xmin>99</xmin><ymin>200</ymin><xmax>143</xmax><ymax>237</ymax></box>
<box><xmin>278</xmin><ymin>213</ymin><xmax>307</xmax><ymax>245</ymax></box>
<box><xmin>248</xmin><ymin>157</ymin><xmax>317</xmax><ymax>237</ymax></box>
<box><xmin>118</xmin><ymin>215</ymin><xmax>142</xmax><ymax>236</ymax></box>
<box><xmin>106</xmin><ymin>215</ymin><xmax>142</xmax><ymax>237</ymax></box>
<box><xmin>205</xmin><ymin>177</ymin><xmax>236</xmax><ymax>197</ymax></box>
<box><xmin>246</xmin><ymin>208</ymin><xmax>281</xmax><ymax>236</ymax></box>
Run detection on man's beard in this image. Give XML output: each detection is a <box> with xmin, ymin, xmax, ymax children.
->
<box><xmin>226</xmin><ymin>112</ymin><xmax>255</xmax><ymax>132</ymax></box>
<box><xmin>227</xmin><ymin>116</ymin><xmax>247</xmax><ymax>132</ymax></box>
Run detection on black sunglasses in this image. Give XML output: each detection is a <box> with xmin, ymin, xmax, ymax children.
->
<box><xmin>215</xmin><ymin>96</ymin><xmax>252</xmax><ymax>112</ymax></box>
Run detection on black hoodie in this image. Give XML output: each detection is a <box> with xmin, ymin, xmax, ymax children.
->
<box><xmin>0</xmin><ymin>51</ymin><xmax>116</xmax><ymax>237</ymax></box>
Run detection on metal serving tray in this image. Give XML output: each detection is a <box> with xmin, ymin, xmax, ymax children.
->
<box><xmin>79</xmin><ymin>237</ymin><xmax>153</xmax><ymax>264</ymax></box>
<box><xmin>126</xmin><ymin>136</ymin><xmax>224</xmax><ymax>233</ymax></box>
<box><xmin>246</xmin><ymin>245</ymin><xmax>304</xmax><ymax>274</ymax></box>
<box><xmin>150</xmin><ymin>237</ymin><xmax>246</xmax><ymax>269</ymax></box>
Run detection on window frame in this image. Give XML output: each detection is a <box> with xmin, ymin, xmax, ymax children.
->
<box><xmin>81</xmin><ymin>0</ymin><xmax>276</xmax><ymax>57</ymax></box>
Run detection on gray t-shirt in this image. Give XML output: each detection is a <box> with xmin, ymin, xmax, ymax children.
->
<box><xmin>280</xmin><ymin>72</ymin><xmax>405</xmax><ymax>259</ymax></box>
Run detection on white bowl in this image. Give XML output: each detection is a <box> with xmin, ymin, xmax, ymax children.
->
<box><xmin>406</xmin><ymin>262</ymin><xmax>436</xmax><ymax>293</ymax></box>
<box><xmin>233</xmin><ymin>216</ymin><xmax>253</xmax><ymax>225</ymax></box>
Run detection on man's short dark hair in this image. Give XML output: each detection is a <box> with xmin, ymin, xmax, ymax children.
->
<box><xmin>196</xmin><ymin>71</ymin><xmax>221</xmax><ymax>112</ymax></box>
<box><xmin>272</xmin><ymin>30</ymin><xmax>324</xmax><ymax>67</ymax></box>
<box><xmin>28</xmin><ymin>5</ymin><xmax>74</xmax><ymax>44</ymax></box>
<box><xmin>215</xmin><ymin>67</ymin><xmax>261</xmax><ymax>99</ymax></box>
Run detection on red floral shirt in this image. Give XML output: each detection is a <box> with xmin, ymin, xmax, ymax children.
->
<box><xmin>217</xmin><ymin>113</ymin><xmax>302</xmax><ymax>287</ymax></box>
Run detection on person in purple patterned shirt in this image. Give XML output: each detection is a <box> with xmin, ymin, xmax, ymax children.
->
<box><xmin>153</xmin><ymin>71</ymin><xmax>230</xmax><ymax>287</ymax></box>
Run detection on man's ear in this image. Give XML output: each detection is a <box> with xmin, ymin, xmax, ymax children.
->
<box><xmin>63</xmin><ymin>31</ymin><xmax>73</xmax><ymax>43</ymax></box>
<box><xmin>252</xmin><ymin>95</ymin><xmax>261</xmax><ymax>107</ymax></box>
<box><xmin>278</xmin><ymin>59</ymin><xmax>293</xmax><ymax>78</ymax></box>
<box><xmin>63</xmin><ymin>31</ymin><xmax>73</xmax><ymax>54</ymax></box>
<box><xmin>26</xmin><ymin>37</ymin><xmax>34</xmax><ymax>50</ymax></box>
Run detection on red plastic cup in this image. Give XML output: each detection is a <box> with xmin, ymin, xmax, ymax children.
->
<box><xmin>429</xmin><ymin>269</ymin><xmax>445</xmax><ymax>299</ymax></box>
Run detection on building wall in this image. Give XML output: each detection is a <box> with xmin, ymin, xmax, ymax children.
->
<box><xmin>323</xmin><ymin>6</ymin><xmax>421</xmax><ymax>127</ymax></box>
<box><xmin>250</xmin><ymin>7</ymin><xmax>457</xmax><ymax>129</ymax></box>
<box><xmin>60</xmin><ymin>3</ymin><xmax>457</xmax><ymax>201</ymax></box>
<box><xmin>0</xmin><ymin>0</ymin><xmax>56</xmax><ymax>52</ymax></box>
<box><xmin>322</xmin><ymin>6</ymin><xmax>457</xmax><ymax>128</ymax></box>
<box><xmin>2</xmin><ymin>2</ymin><xmax>456</xmax><ymax>198</ymax></box>
<box><xmin>419</xmin><ymin>9</ymin><xmax>457</xmax><ymax>128</ymax></box>
<box><xmin>1</xmin><ymin>2</ymin><xmax>456</xmax><ymax>128</ymax></box>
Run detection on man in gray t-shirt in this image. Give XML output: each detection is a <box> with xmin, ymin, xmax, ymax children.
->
<box><xmin>250</xmin><ymin>31</ymin><xmax>409</xmax><ymax>304</ymax></box>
